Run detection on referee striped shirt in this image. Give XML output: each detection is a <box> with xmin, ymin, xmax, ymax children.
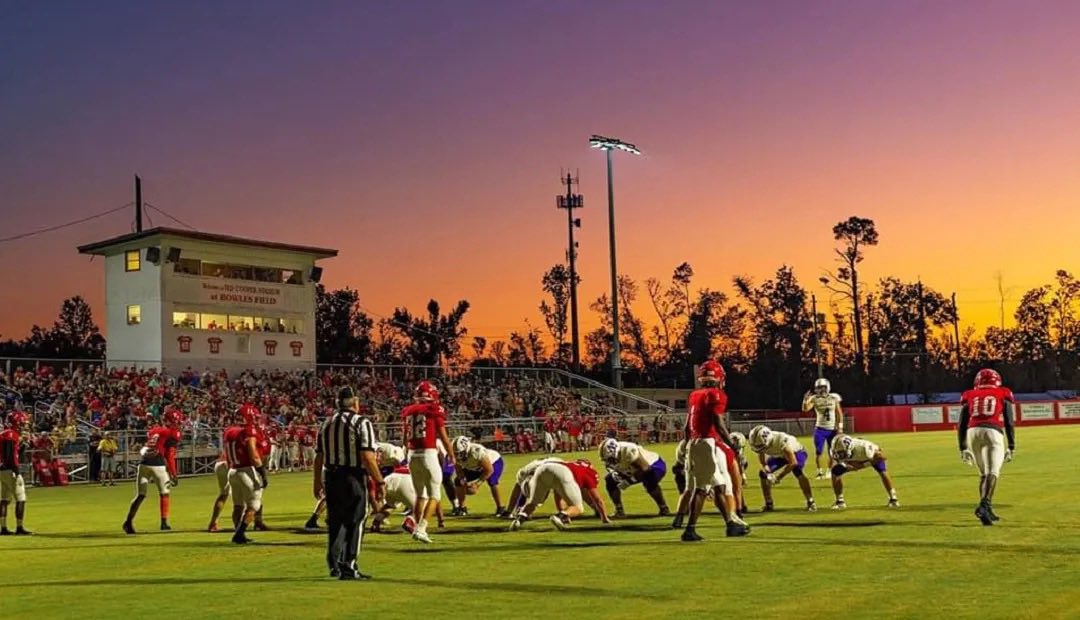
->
<box><xmin>317</xmin><ymin>409</ymin><xmax>376</xmax><ymax>468</ymax></box>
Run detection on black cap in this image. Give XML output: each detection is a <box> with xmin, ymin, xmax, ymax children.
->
<box><xmin>338</xmin><ymin>386</ymin><xmax>356</xmax><ymax>402</ymax></box>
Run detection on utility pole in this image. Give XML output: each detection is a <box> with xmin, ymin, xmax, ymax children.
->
<box><xmin>556</xmin><ymin>171</ymin><xmax>584</xmax><ymax>373</ymax></box>
<box><xmin>134</xmin><ymin>174</ymin><xmax>143</xmax><ymax>232</ymax></box>
<box><xmin>952</xmin><ymin>292</ymin><xmax>962</xmax><ymax>378</ymax></box>
<box><xmin>812</xmin><ymin>293</ymin><xmax>824</xmax><ymax>379</ymax></box>
<box><xmin>917</xmin><ymin>280</ymin><xmax>929</xmax><ymax>402</ymax></box>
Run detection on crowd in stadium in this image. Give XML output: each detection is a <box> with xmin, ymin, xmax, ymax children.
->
<box><xmin>0</xmin><ymin>364</ymin><xmax>671</xmax><ymax>462</ymax></box>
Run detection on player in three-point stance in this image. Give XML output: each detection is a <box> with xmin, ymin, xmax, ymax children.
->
<box><xmin>827</xmin><ymin>433</ymin><xmax>899</xmax><ymax>509</ymax></box>
<box><xmin>369</xmin><ymin>463</ymin><xmax>418</xmax><ymax>533</ymax></box>
<box><xmin>677</xmin><ymin>360</ymin><xmax>750</xmax><ymax>541</ymax></box>
<box><xmin>0</xmin><ymin>411</ymin><xmax>32</xmax><ymax>535</ymax></box>
<box><xmin>124</xmin><ymin>408</ymin><xmax>183</xmax><ymax>534</ymax></box>
<box><xmin>452</xmin><ymin>436</ymin><xmax>508</xmax><ymax>517</ymax></box>
<box><xmin>509</xmin><ymin>459</ymin><xmax>610</xmax><ymax>531</ymax></box>
<box><xmin>802</xmin><ymin>377</ymin><xmax>844</xmax><ymax>479</ymax></box>
<box><xmin>959</xmin><ymin>368</ymin><xmax>1016</xmax><ymax>526</ymax></box>
<box><xmin>507</xmin><ymin>456</ymin><xmax>565</xmax><ymax>518</ymax></box>
<box><xmin>402</xmin><ymin>380</ymin><xmax>455</xmax><ymax>543</ymax></box>
<box><xmin>749</xmin><ymin>424</ymin><xmax>817</xmax><ymax>512</ymax></box>
<box><xmin>223</xmin><ymin>405</ymin><xmax>269</xmax><ymax>544</ymax></box>
<box><xmin>598</xmin><ymin>437</ymin><xmax>669</xmax><ymax>517</ymax></box>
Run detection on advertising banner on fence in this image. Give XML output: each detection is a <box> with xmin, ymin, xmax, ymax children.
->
<box><xmin>1020</xmin><ymin>402</ymin><xmax>1055</xmax><ymax>421</ymax></box>
<box><xmin>911</xmin><ymin>406</ymin><xmax>943</xmax><ymax>425</ymax></box>
<box><xmin>947</xmin><ymin>405</ymin><xmax>963</xmax><ymax>424</ymax></box>
<box><xmin>1058</xmin><ymin>402</ymin><xmax>1080</xmax><ymax>419</ymax></box>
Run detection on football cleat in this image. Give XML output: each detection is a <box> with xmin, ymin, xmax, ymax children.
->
<box><xmin>508</xmin><ymin>518</ymin><xmax>522</xmax><ymax>532</ymax></box>
<box><xmin>887</xmin><ymin>499</ymin><xmax>900</xmax><ymax>509</ymax></box>
<box><xmin>208</xmin><ymin>523</ymin><xmax>220</xmax><ymax>533</ymax></box>
<box><xmin>726</xmin><ymin>522</ymin><xmax>750</xmax><ymax>537</ymax></box>
<box><xmin>671</xmin><ymin>514</ymin><xmax>685</xmax><ymax>529</ymax></box>
<box><xmin>680</xmin><ymin>528</ymin><xmax>704</xmax><ymax>542</ymax></box>
<box><xmin>806</xmin><ymin>501</ymin><xmax>817</xmax><ymax>513</ymax></box>
<box><xmin>816</xmin><ymin>470</ymin><xmax>826</xmax><ymax>480</ymax></box>
<box><xmin>761</xmin><ymin>503</ymin><xmax>775</xmax><ymax>513</ymax></box>
<box><xmin>401</xmin><ymin>516</ymin><xmax>417</xmax><ymax>534</ymax></box>
<box><xmin>304</xmin><ymin>517</ymin><xmax>320</xmax><ymax>531</ymax></box>
<box><xmin>658</xmin><ymin>506</ymin><xmax>671</xmax><ymax>517</ymax></box>
<box><xmin>831</xmin><ymin>501</ymin><xmax>847</xmax><ymax>511</ymax></box>
<box><xmin>232</xmin><ymin>534</ymin><xmax>253</xmax><ymax>544</ymax></box>
<box><xmin>160</xmin><ymin>521</ymin><xmax>172</xmax><ymax>531</ymax></box>
<box><xmin>412</xmin><ymin>530</ymin><xmax>432</xmax><ymax>544</ymax></box>
<box><xmin>975</xmin><ymin>503</ymin><xmax>994</xmax><ymax>526</ymax></box>
<box><xmin>0</xmin><ymin>528</ymin><xmax>10</xmax><ymax>536</ymax></box>
<box><xmin>123</xmin><ymin>521</ymin><xmax>136</xmax><ymax>535</ymax></box>
<box><xmin>550</xmin><ymin>513</ymin><xmax>571</xmax><ymax>531</ymax></box>
<box><xmin>987</xmin><ymin>506</ymin><xmax>1000</xmax><ymax>521</ymax></box>
<box><xmin>613</xmin><ymin>507</ymin><xmax>627</xmax><ymax>519</ymax></box>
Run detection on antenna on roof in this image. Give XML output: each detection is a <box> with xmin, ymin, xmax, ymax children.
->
<box><xmin>134</xmin><ymin>175</ymin><xmax>143</xmax><ymax>233</ymax></box>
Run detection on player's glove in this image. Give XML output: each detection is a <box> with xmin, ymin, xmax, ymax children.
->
<box><xmin>766</xmin><ymin>472</ymin><xmax>779</xmax><ymax>485</ymax></box>
<box><xmin>1004</xmin><ymin>449</ymin><xmax>1014</xmax><ymax>463</ymax></box>
<box><xmin>960</xmin><ymin>449</ymin><xmax>975</xmax><ymax>466</ymax></box>
<box><xmin>257</xmin><ymin>466</ymin><xmax>269</xmax><ymax>488</ymax></box>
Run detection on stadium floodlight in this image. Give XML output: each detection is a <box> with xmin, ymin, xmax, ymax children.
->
<box><xmin>589</xmin><ymin>135</ymin><xmax>642</xmax><ymax>155</ymax></box>
<box><xmin>589</xmin><ymin>134</ymin><xmax>642</xmax><ymax>389</ymax></box>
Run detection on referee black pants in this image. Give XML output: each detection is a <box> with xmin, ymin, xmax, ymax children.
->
<box><xmin>325</xmin><ymin>468</ymin><xmax>368</xmax><ymax>572</ymax></box>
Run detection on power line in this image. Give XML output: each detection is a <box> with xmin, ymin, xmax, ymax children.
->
<box><xmin>144</xmin><ymin>202</ymin><xmax>198</xmax><ymax>231</ymax></box>
<box><xmin>0</xmin><ymin>202</ymin><xmax>133</xmax><ymax>244</ymax></box>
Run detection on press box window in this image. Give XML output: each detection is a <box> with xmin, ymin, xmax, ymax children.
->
<box><xmin>126</xmin><ymin>305</ymin><xmax>142</xmax><ymax>325</ymax></box>
<box><xmin>125</xmin><ymin>250</ymin><xmax>141</xmax><ymax>272</ymax></box>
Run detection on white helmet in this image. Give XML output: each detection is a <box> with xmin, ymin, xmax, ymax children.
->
<box><xmin>599</xmin><ymin>438</ymin><xmax>618</xmax><ymax>464</ymax></box>
<box><xmin>830</xmin><ymin>434</ymin><xmax>853</xmax><ymax>461</ymax></box>
<box><xmin>729</xmin><ymin>431</ymin><xmax>747</xmax><ymax>452</ymax></box>
<box><xmin>814</xmin><ymin>377</ymin><xmax>831</xmax><ymax>395</ymax></box>
<box><xmin>748</xmin><ymin>425</ymin><xmax>771</xmax><ymax>453</ymax></box>
<box><xmin>452</xmin><ymin>435</ymin><xmax>471</xmax><ymax>457</ymax></box>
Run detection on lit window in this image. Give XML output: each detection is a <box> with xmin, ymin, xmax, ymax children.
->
<box><xmin>125</xmin><ymin>250</ymin><xmax>141</xmax><ymax>272</ymax></box>
<box><xmin>200</xmin><ymin>313</ymin><xmax>228</xmax><ymax>331</ymax></box>
<box><xmin>172</xmin><ymin>312</ymin><xmax>198</xmax><ymax>329</ymax></box>
<box><xmin>127</xmin><ymin>305</ymin><xmax>142</xmax><ymax>325</ymax></box>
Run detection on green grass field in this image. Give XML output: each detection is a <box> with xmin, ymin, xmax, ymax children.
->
<box><xmin>3</xmin><ymin>426</ymin><xmax>1079</xmax><ymax>619</ymax></box>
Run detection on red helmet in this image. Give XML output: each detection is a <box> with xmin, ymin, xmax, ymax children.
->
<box><xmin>6</xmin><ymin>411</ymin><xmax>29</xmax><ymax>430</ymax></box>
<box><xmin>239</xmin><ymin>403</ymin><xmax>261</xmax><ymax>427</ymax></box>
<box><xmin>415</xmin><ymin>380</ymin><xmax>440</xmax><ymax>402</ymax></box>
<box><xmin>164</xmin><ymin>408</ymin><xmax>184</xmax><ymax>428</ymax></box>
<box><xmin>974</xmin><ymin>368</ymin><xmax>1002</xmax><ymax>389</ymax></box>
<box><xmin>698</xmin><ymin>360</ymin><xmax>726</xmax><ymax>385</ymax></box>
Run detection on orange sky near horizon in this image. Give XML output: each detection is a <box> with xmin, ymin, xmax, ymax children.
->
<box><xmin>3</xmin><ymin>2</ymin><xmax>1080</xmax><ymax>345</ymax></box>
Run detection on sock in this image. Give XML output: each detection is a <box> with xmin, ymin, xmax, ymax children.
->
<box><xmin>417</xmin><ymin>518</ymin><xmax>428</xmax><ymax>534</ymax></box>
<box><xmin>889</xmin><ymin>489</ymin><xmax>898</xmax><ymax>500</ymax></box>
<box><xmin>160</xmin><ymin>496</ymin><xmax>171</xmax><ymax>521</ymax></box>
<box><xmin>836</xmin><ymin>494</ymin><xmax>845</xmax><ymax>503</ymax></box>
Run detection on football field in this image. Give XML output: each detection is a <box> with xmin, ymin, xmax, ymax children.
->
<box><xmin>3</xmin><ymin>426</ymin><xmax>1079</xmax><ymax>620</ymax></box>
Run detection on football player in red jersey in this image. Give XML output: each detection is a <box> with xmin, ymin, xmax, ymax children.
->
<box><xmin>676</xmin><ymin>360</ymin><xmax>750</xmax><ymax>541</ymax></box>
<box><xmin>0</xmin><ymin>411</ymin><xmax>32</xmax><ymax>535</ymax></box>
<box><xmin>509</xmin><ymin>458</ymin><xmax>610</xmax><ymax>531</ymax></box>
<box><xmin>223</xmin><ymin>405</ymin><xmax>269</xmax><ymax>544</ymax></box>
<box><xmin>402</xmin><ymin>381</ymin><xmax>455</xmax><ymax>543</ymax></box>
<box><xmin>959</xmin><ymin>368</ymin><xmax>1016</xmax><ymax>526</ymax></box>
<box><xmin>124</xmin><ymin>409</ymin><xmax>183</xmax><ymax>534</ymax></box>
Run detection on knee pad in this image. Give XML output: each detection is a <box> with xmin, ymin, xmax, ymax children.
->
<box><xmin>831</xmin><ymin>464</ymin><xmax>847</xmax><ymax>478</ymax></box>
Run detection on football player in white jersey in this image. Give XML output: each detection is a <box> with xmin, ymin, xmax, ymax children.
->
<box><xmin>828</xmin><ymin>433</ymin><xmax>899</xmax><ymax>509</ymax></box>
<box><xmin>375</xmin><ymin>442</ymin><xmax>407</xmax><ymax>477</ymax></box>
<box><xmin>507</xmin><ymin>456</ymin><xmax>565</xmax><ymax>518</ymax></box>
<box><xmin>370</xmin><ymin>464</ymin><xmax>419</xmax><ymax>532</ymax></box>
<box><xmin>452</xmin><ymin>436</ymin><xmax>508</xmax><ymax>516</ymax></box>
<box><xmin>802</xmin><ymin>378</ymin><xmax>844</xmax><ymax>479</ymax></box>
<box><xmin>599</xmin><ymin>438</ymin><xmax>670</xmax><ymax>517</ymax></box>
<box><xmin>748</xmin><ymin>425</ymin><xmax>816</xmax><ymax>512</ymax></box>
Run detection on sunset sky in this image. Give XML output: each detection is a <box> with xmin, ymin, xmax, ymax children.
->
<box><xmin>4</xmin><ymin>1</ymin><xmax>1080</xmax><ymax>344</ymax></box>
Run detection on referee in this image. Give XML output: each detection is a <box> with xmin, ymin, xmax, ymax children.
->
<box><xmin>313</xmin><ymin>386</ymin><xmax>385</xmax><ymax>580</ymax></box>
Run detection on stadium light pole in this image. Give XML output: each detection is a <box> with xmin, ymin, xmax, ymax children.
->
<box><xmin>590</xmin><ymin>134</ymin><xmax>641</xmax><ymax>389</ymax></box>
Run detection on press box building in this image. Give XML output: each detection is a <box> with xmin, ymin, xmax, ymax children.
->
<box><xmin>78</xmin><ymin>227</ymin><xmax>337</xmax><ymax>373</ymax></box>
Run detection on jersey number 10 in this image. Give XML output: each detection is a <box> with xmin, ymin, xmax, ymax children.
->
<box><xmin>973</xmin><ymin>396</ymin><xmax>997</xmax><ymax>417</ymax></box>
